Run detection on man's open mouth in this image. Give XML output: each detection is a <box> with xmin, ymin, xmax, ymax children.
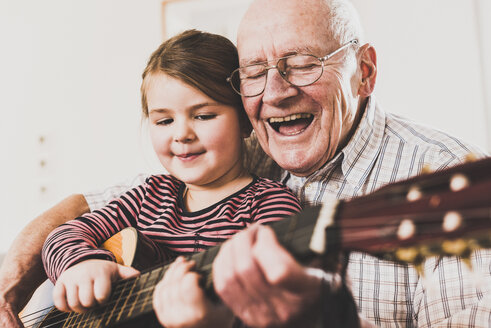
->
<box><xmin>268</xmin><ymin>113</ymin><xmax>313</xmax><ymax>135</ymax></box>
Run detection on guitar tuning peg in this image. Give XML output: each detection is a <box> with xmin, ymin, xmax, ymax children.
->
<box><xmin>441</xmin><ymin>238</ymin><xmax>469</xmax><ymax>257</ymax></box>
<box><xmin>461</xmin><ymin>255</ymin><xmax>473</xmax><ymax>271</ymax></box>
<box><xmin>464</xmin><ymin>153</ymin><xmax>478</xmax><ymax>162</ymax></box>
<box><xmin>442</xmin><ymin>211</ymin><xmax>463</xmax><ymax>232</ymax></box>
<box><xmin>420</xmin><ymin>164</ymin><xmax>433</xmax><ymax>174</ymax></box>
<box><xmin>449</xmin><ymin>174</ymin><xmax>470</xmax><ymax>192</ymax></box>
<box><xmin>413</xmin><ymin>261</ymin><xmax>426</xmax><ymax>278</ymax></box>
<box><xmin>406</xmin><ymin>187</ymin><xmax>422</xmax><ymax>202</ymax></box>
<box><xmin>395</xmin><ymin>247</ymin><xmax>420</xmax><ymax>264</ymax></box>
<box><xmin>397</xmin><ymin>219</ymin><xmax>416</xmax><ymax>240</ymax></box>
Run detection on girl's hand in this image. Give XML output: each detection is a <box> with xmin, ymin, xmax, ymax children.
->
<box><xmin>153</xmin><ymin>257</ymin><xmax>234</xmax><ymax>328</ymax></box>
<box><xmin>53</xmin><ymin>259</ymin><xmax>139</xmax><ymax>313</ymax></box>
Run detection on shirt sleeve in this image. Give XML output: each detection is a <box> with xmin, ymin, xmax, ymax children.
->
<box><xmin>43</xmin><ymin>184</ymin><xmax>148</xmax><ymax>282</ymax></box>
<box><xmin>83</xmin><ymin>173</ymin><xmax>149</xmax><ymax>212</ymax></box>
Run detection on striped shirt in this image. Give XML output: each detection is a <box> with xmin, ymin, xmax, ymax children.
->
<box><xmin>42</xmin><ymin>175</ymin><xmax>301</xmax><ymax>282</ymax></box>
<box><xmin>80</xmin><ymin>96</ymin><xmax>491</xmax><ymax>327</ymax></box>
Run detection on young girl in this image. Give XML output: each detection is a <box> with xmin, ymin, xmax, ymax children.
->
<box><xmin>41</xmin><ymin>29</ymin><xmax>301</xmax><ymax>325</ymax></box>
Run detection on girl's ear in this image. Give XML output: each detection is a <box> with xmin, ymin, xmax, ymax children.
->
<box><xmin>358</xmin><ymin>44</ymin><xmax>377</xmax><ymax>97</ymax></box>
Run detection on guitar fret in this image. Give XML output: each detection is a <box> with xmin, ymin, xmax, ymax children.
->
<box><xmin>66</xmin><ymin>311</ymin><xmax>78</xmax><ymax>327</ymax></box>
<box><xmin>196</xmin><ymin>246</ymin><xmax>220</xmax><ymax>293</ymax></box>
<box><xmin>137</xmin><ymin>268</ymin><xmax>164</xmax><ymax>313</ymax></box>
<box><xmin>191</xmin><ymin>250</ymin><xmax>205</xmax><ymax>268</ymax></box>
<box><xmin>127</xmin><ymin>270</ymin><xmax>152</xmax><ymax>318</ymax></box>
<box><xmin>115</xmin><ymin>275</ymin><xmax>139</xmax><ymax>322</ymax></box>
<box><xmin>104</xmin><ymin>273</ymin><xmax>133</xmax><ymax>327</ymax></box>
<box><xmin>30</xmin><ymin>157</ymin><xmax>491</xmax><ymax>328</ymax></box>
<box><xmin>78</xmin><ymin>311</ymin><xmax>89</xmax><ymax>328</ymax></box>
<box><xmin>198</xmin><ymin>245</ymin><xmax>220</xmax><ymax>270</ymax></box>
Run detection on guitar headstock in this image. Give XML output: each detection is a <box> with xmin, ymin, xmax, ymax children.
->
<box><xmin>331</xmin><ymin>156</ymin><xmax>491</xmax><ymax>270</ymax></box>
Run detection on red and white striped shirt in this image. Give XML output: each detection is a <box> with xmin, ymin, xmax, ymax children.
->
<box><xmin>42</xmin><ymin>175</ymin><xmax>301</xmax><ymax>282</ymax></box>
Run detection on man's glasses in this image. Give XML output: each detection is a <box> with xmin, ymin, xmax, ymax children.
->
<box><xmin>227</xmin><ymin>39</ymin><xmax>359</xmax><ymax>97</ymax></box>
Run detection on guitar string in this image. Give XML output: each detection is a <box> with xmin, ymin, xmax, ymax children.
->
<box><xmin>20</xmin><ymin>222</ymin><xmax>315</xmax><ymax>327</ymax></box>
<box><xmin>22</xmin><ymin>175</ymin><xmax>491</xmax><ymax>325</ymax></box>
<box><xmin>21</xmin><ymin>268</ymin><xmax>164</xmax><ymax>327</ymax></box>
<box><xmin>21</xmin><ymin>208</ymin><xmax>491</xmax><ymax>327</ymax></box>
<box><xmin>22</xmin><ymin>212</ymin><xmax>491</xmax><ymax>328</ymax></box>
<box><xmin>21</xmin><ymin>245</ymin><xmax>220</xmax><ymax>327</ymax></box>
<box><xmin>22</xmin><ymin>283</ymin><xmax>157</xmax><ymax>328</ymax></box>
<box><xmin>22</xmin><ymin>224</ymin><xmax>489</xmax><ymax>327</ymax></box>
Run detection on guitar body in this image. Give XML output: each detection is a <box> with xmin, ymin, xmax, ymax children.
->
<box><xmin>21</xmin><ymin>157</ymin><xmax>491</xmax><ymax>327</ymax></box>
<box><xmin>39</xmin><ymin>309</ymin><xmax>160</xmax><ymax>328</ymax></box>
<box><xmin>22</xmin><ymin>227</ymin><xmax>165</xmax><ymax>328</ymax></box>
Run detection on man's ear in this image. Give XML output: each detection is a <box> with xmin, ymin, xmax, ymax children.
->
<box><xmin>358</xmin><ymin>44</ymin><xmax>377</xmax><ymax>97</ymax></box>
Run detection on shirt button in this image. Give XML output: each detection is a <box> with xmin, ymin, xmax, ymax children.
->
<box><xmin>305</xmin><ymin>184</ymin><xmax>313</xmax><ymax>191</ymax></box>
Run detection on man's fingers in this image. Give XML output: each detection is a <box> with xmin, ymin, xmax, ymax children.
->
<box><xmin>213</xmin><ymin>227</ymin><xmax>256</xmax><ymax>299</ymax></box>
<box><xmin>0</xmin><ymin>305</ymin><xmax>24</xmax><ymax>328</ymax></box>
<box><xmin>252</xmin><ymin>225</ymin><xmax>311</xmax><ymax>290</ymax></box>
<box><xmin>213</xmin><ymin>225</ymin><xmax>278</xmax><ymax>325</ymax></box>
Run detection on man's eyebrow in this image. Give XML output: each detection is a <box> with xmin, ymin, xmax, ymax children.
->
<box><xmin>240</xmin><ymin>47</ymin><xmax>316</xmax><ymax>66</ymax></box>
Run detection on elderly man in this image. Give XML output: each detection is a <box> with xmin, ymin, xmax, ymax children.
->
<box><xmin>1</xmin><ymin>0</ymin><xmax>490</xmax><ymax>327</ymax></box>
<box><xmin>153</xmin><ymin>0</ymin><xmax>490</xmax><ymax>327</ymax></box>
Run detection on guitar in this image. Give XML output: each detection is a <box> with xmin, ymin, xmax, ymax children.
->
<box><xmin>21</xmin><ymin>156</ymin><xmax>491</xmax><ymax>327</ymax></box>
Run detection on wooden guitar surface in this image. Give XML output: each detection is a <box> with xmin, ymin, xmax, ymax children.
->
<box><xmin>20</xmin><ymin>157</ymin><xmax>491</xmax><ymax>327</ymax></box>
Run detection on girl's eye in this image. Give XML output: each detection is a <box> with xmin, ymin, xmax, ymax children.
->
<box><xmin>156</xmin><ymin>118</ymin><xmax>173</xmax><ymax>125</ymax></box>
<box><xmin>195</xmin><ymin>114</ymin><xmax>217</xmax><ymax>121</ymax></box>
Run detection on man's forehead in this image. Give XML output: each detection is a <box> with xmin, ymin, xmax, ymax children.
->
<box><xmin>238</xmin><ymin>45</ymin><xmax>319</xmax><ymax>66</ymax></box>
<box><xmin>237</xmin><ymin>0</ymin><xmax>332</xmax><ymax>66</ymax></box>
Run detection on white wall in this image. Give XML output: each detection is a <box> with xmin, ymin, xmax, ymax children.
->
<box><xmin>0</xmin><ymin>0</ymin><xmax>163</xmax><ymax>253</ymax></box>
<box><xmin>0</xmin><ymin>0</ymin><xmax>490</xmax><ymax>253</ymax></box>
<box><xmin>351</xmin><ymin>0</ymin><xmax>490</xmax><ymax>149</ymax></box>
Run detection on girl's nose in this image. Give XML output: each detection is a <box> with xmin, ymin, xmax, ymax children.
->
<box><xmin>173</xmin><ymin>120</ymin><xmax>195</xmax><ymax>143</ymax></box>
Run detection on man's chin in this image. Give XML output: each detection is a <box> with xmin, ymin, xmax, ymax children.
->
<box><xmin>273</xmin><ymin>153</ymin><xmax>320</xmax><ymax>177</ymax></box>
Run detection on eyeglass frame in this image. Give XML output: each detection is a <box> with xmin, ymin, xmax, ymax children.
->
<box><xmin>226</xmin><ymin>39</ymin><xmax>359</xmax><ymax>97</ymax></box>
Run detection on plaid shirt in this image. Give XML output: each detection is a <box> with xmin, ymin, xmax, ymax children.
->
<box><xmin>84</xmin><ymin>96</ymin><xmax>491</xmax><ymax>327</ymax></box>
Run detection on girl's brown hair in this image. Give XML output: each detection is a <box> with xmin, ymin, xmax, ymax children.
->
<box><xmin>141</xmin><ymin>29</ymin><xmax>250</xmax><ymax>133</ymax></box>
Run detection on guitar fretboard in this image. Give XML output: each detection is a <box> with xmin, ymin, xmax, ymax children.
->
<box><xmin>48</xmin><ymin>207</ymin><xmax>322</xmax><ymax>327</ymax></box>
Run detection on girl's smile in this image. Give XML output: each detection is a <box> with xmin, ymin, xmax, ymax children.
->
<box><xmin>146</xmin><ymin>73</ymin><xmax>247</xmax><ymax>191</ymax></box>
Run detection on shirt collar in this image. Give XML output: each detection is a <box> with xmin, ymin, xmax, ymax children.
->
<box><xmin>282</xmin><ymin>96</ymin><xmax>386</xmax><ymax>190</ymax></box>
<box><xmin>339</xmin><ymin>95</ymin><xmax>385</xmax><ymax>190</ymax></box>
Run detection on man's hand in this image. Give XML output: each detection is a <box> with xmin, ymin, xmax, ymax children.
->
<box><xmin>212</xmin><ymin>224</ymin><xmax>323</xmax><ymax>327</ymax></box>
<box><xmin>0</xmin><ymin>299</ymin><xmax>24</xmax><ymax>328</ymax></box>
<box><xmin>153</xmin><ymin>257</ymin><xmax>234</xmax><ymax>328</ymax></box>
<box><xmin>0</xmin><ymin>194</ymin><xmax>90</xmax><ymax>327</ymax></box>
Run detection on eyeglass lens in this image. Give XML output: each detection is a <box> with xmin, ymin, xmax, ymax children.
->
<box><xmin>231</xmin><ymin>54</ymin><xmax>323</xmax><ymax>97</ymax></box>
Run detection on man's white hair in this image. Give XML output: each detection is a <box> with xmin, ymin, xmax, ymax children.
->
<box><xmin>323</xmin><ymin>0</ymin><xmax>365</xmax><ymax>45</ymax></box>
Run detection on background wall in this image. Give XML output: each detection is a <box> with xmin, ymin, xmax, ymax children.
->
<box><xmin>0</xmin><ymin>0</ymin><xmax>489</xmax><ymax>254</ymax></box>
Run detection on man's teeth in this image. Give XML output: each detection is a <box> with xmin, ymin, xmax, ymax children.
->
<box><xmin>268</xmin><ymin>113</ymin><xmax>312</xmax><ymax>123</ymax></box>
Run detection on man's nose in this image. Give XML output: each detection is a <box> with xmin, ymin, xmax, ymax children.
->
<box><xmin>261</xmin><ymin>69</ymin><xmax>298</xmax><ymax>105</ymax></box>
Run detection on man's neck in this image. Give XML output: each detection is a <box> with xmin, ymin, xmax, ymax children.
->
<box><xmin>336</xmin><ymin>97</ymin><xmax>368</xmax><ymax>154</ymax></box>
